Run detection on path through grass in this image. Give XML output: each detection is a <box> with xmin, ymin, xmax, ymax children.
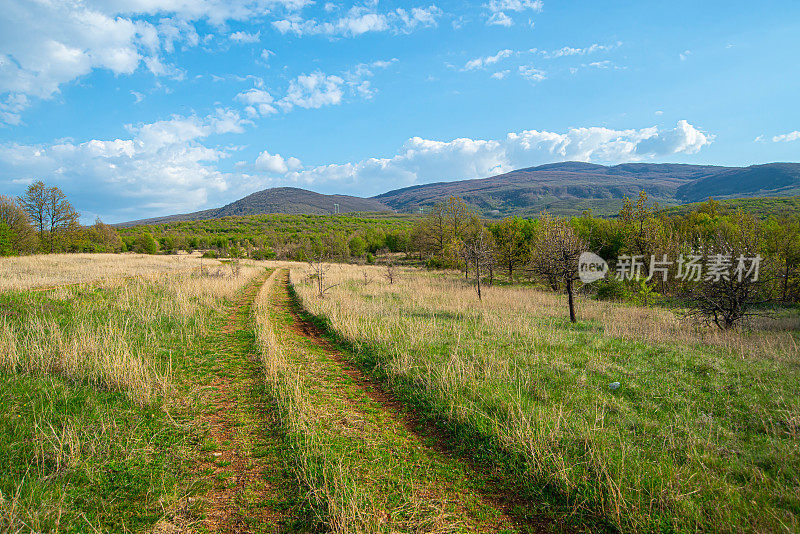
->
<box><xmin>257</xmin><ymin>269</ymin><xmax>554</xmax><ymax>533</ymax></box>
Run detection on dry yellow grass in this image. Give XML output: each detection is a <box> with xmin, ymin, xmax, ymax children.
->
<box><xmin>288</xmin><ymin>261</ymin><xmax>800</xmax><ymax>532</ymax></box>
<box><xmin>1</xmin><ymin>255</ymin><xmax>262</xmax><ymax>403</ymax></box>
<box><xmin>0</xmin><ymin>252</ymin><xmax>209</xmax><ymax>291</ymax></box>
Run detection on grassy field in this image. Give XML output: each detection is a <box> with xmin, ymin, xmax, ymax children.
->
<box><xmin>3</xmin><ymin>253</ymin><xmax>799</xmax><ymax>533</ymax></box>
<box><xmin>290</xmin><ymin>262</ymin><xmax>800</xmax><ymax>533</ymax></box>
<box><xmin>0</xmin><ymin>254</ymin><xmax>268</xmax><ymax>531</ymax></box>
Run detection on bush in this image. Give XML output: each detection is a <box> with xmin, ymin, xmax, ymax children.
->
<box><xmin>425</xmin><ymin>257</ymin><xmax>444</xmax><ymax>270</ymax></box>
<box><xmin>202</xmin><ymin>250</ymin><xmax>218</xmax><ymax>259</ymax></box>
<box><xmin>593</xmin><ymin>277</ymin><xmax>626</xmax><ymax>301</ymax></box>
<box><xmin>365</xmin><ymin>252</ymin><xmax>375</xmax><ymax>264</ymax></box>
<box><xmin>133</xmin><ymin>232</ymin><xmax>158</xmax><ymax>255</ymax></box>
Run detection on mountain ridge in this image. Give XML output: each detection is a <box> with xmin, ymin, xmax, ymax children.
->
<box><xmin>118</xmin><ymin>161</ymin><xmax>800</xmax><ymax>226</ymax></box>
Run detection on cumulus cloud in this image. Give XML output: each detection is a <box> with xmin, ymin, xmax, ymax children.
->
<box><xmin>237</xmin><ymin>60</ymin><xmax>395</xmax><ymax>116</ymax></box>
<box><xmin>236</xmin><ymin>88</ymin><xmax>278</xmax><ymax>116</ymax></box>
<box><xmin>772</xmin><ymin>131</ymin><xmax>800</xmax><ymax>143</ymax></box>
<box><xmin>463</xmin><ymin>49</ymin><xmax>514</xmax><ymax>70</ymax></box>
<box><xmin>230</xmin><ymin>30</ymin><xmax>261</xmax><ymax>43</ymax></box>
<box><xmin>272</xmin><ymin>4</ymin><xmax>442</xmax><ymax>37</ymax></box>
<box><xmin>278</xmin><ymin>72</ymin><xmax>345</xmax><ymax>110</ymax></box>
<box><xmin>255</xmin><ymin>151</ymin><xmax>302</xmax><ymax>173</ymax></box>
<box><xmin>0</xmin><ymin>0</ymin><xmax>307</xmax><ymax>124</ymax></box>
<box><xmin>276</xmin><ymin>120</ymin><xmax>714</xmax><ymax>196</ymax></box>
<box><xmin>484</xmin><ymin>0</ymin><xmax>542</xmax><ymax>26</ymax></box>
<box><xmin>0</xmin><ymin>108</ymin><xmax>250</xmax><ymax>219</ymax></box>
<box><xmin>0</xmin><ymin>118</ymin><xmax>713</xmax><ymax>219</ymax></box>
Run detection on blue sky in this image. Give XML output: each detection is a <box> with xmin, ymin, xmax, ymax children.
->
<box><xmin>0</xmin><ymin>0</ymin><xmax>798</xmax><ymax>223</ymax></box>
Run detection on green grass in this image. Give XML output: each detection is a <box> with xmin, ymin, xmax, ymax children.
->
<box><xmin>0</xmin><ymin>281</ymin><xmax>206</xmax><ymax>531</ymax></box>
<box><xmin>258</xmin><ymin>270</ymin><xmax>538</xmax><ymax>533</ymax></box>
<box><xmin>294</xmin><ymin>266</ymin><xmax>800</xmax><ymax>533</ymax></box>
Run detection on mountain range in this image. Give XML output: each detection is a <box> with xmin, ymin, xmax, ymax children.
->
<box><xmin>119</xmin><ymin>162</ymin><xmax>800</xmax><ymax>226</ymax></box>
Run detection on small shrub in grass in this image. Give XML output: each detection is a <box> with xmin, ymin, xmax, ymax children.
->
<box><xmin>593</xmin><ymin>277</ymin><xmax>626</xmax><ymax>300</ymax></box>
<box><xmin>365</xmin><ymin>252</ymin><xmax>375</xmax><ymax>264</ymax></box>
<box><xmin>202</xmin><ymin>250</ymin><xmax>218</xmax><ymax>258</ymax></box>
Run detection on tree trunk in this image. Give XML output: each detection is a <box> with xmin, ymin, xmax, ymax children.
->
<box><xmin>783</xmin><ymin>257</ymin><xmax>790</xmax><ymax>303</ymax></box>
<box><xmin>489</xmin><ymin>263</ymin><xmax>494</xmax><ymax>287</ymax></box>
<box><xmin>474</xmin><ymin>257</ymin><xmax>481</xmax><ymax>300</ymax></box>
<box><xmin>566</xmin><ymin>278</ymin><xmax>576</xmax><ymax>322</ymax></box>
<box><xmin>508</xmin><ymin>260</ymin><xmax>513</xmax><ymax>283</ymax></box>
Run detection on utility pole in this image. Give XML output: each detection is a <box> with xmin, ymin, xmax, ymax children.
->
<box><xmin>334</xmin><ymin>203</ymin><xmax>340</xmax><ymax>214</ymax></box>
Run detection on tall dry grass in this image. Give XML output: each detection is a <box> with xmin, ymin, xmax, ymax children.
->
<box><xmin>291</xmin><ymin>262</ymin><xmax>800</xmax><ymax>533</ymax></box>
<box><xmin>254</xmin><ymin>268</ymin><xmax>460</xmax><ymax>533</ymax></box>
<box><xmin>0</xmin><ymin>252</ymin><xmax>206</xmax><ymax>291</ymax></box>
<box><xmin>0</xmin><ymin>256</ymin><xmax>263</xmax><ymax>532</ymax></box>
<box><xmin>1</xmin><ymin>257</ymin><xmax>262</xmax><ymax>403</ymax></box>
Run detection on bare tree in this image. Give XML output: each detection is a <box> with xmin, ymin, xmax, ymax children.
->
<box><xmin>308</xmin><ymin>256</ymin><xmax>339</xmax><ymax>298</ymax></box>
<box><xmin>362</xmin><ymin>270</ymin><xmax>371</xmax><ymax>286</ymax></box>
<box><xmin>385</xmin><ymin>261</ymin><xmax>396</xmax><ymax>284</ymax></box>
<box><xmin>461</xmin><ymin>219</ymin><xmax>494</xmax><ymax>300</ymax></box>
<box><xmin>682</xmin><ymin>217</ymin><xmax>772</xmax><ymax>329</ymax></box>
<box><xmin>44</xmin><ymin>186</ymin><xmax>79</xmax><ymax>252</ymax></box>
<box><xmin>531</xmin><ymin>214</ymin><xmax>587</xmax><ymax>322</ymax></box>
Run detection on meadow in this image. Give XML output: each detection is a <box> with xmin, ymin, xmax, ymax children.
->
<box><xmin>0</xmin><ymin>254</ymin><xmax>265</xmax><ymax>531</ymax></box>
<box><xmin>291</xmin><ymin>262</ymin><xmax>800</xmax><ymax>533</ymax></box>
<box><xmin>2</xmin><ymin>253</ymin><xmax>799</xmax><ymax>533</ymax></box>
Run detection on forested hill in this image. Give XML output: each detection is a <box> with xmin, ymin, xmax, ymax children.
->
<box><xmin>373</xmin><ymin>162</ymin><xmax>800</xmax><ymax>217</ymax></box>
<box><xmin>118</xmin><ymin>187</ymin><xmax>392</xmax><ymax>227</ymax></box>
<box><xmin>119</xmin><ymin>162</ymin><xmax>800</xmax><ymax>226</ymax></box>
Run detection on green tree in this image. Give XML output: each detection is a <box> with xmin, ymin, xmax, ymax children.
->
<box><xmin>762</xmin><ymin>215</ymin><xmax>800</xmax><ymax>302</ymax></box>
<box><xmin>134</xmin><ymin>232</ymin><xmax>158</xmax><ymax>254</ymax></box>
<box><xmin>0</xmin><ymin>195</ymin><xmax>36</xmax><ymax>254</ymax></box>
<box><xmin>349</xmin><ymin>235</ymin><xmax>367</xmax><ymax>257</ymax></box>
<box><xmin>491</xmin><ymin>217</ymin><xmax>528</xmax><ymax>282</ymax></box>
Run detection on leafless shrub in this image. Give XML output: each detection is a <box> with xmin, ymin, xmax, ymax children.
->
<box><xmin>530</xmin><ymin>213</ymin><xmax>587</xmax><ymax>322</ymax></box>
<box><xmin>385</xmin><ymin>261</ymin><xmax>396</xmax><ymax>284</ymax></box>
<box><xmin>308</xmin><ymin>257</ymin><xmax>339</xmax><ymax>298</ymax></box>
<box><xmin>681</xmin><ymin>218</ymin><xmax>773</xmax><ymax>329</ymax></box>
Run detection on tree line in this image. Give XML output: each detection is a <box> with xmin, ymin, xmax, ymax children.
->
<box><xmin>410</xmin><ymin>194</ymin><xmax>800</xmax><ymax>328</ymax></box>
<box><xmin>0</xmin><ymin>181</ymin><xmax>122</xmax><ymax>255</ymax></box>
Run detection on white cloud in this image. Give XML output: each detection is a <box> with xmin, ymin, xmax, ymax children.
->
<box><xmin>237</xmin><ymin>60</ymin><xmax>395</xmax><ymax>116</ymax></box>
<box><xmin>484</xmin><ymin>0</ymin><xmax>542</xmax><ymax>26</ymax></box>
<box><xmin>464</xmin><ymin>49</ymin><xmax>514</xmax><ymax>70</ymax></box>
<box><xmin>0</xmin><ymin>0</ymin><xmax>307</xmax><ymax>124</ymax></box>
<box><xmin>0</xmin><ymin>118</ymin><xmax>714</xmax><ymax>219</ymax></box>
<box><xmin>261</xmin><ymin>49</ymin><xmax>275</xmax><ymax>61</ymax></box>
<box><xmin>534</xmin><ymin>42</ymin><xmax>621</xmax><ymax>59</ymax></box>
<box><xmin>486</xmin><ymin>12</ymin><xmax>513</xmax><ymax>26</ymax></box>
<box><xmin>278</xmin><ymin>72</ymin><xmax>345</xmax><ymax>110</ymax></box>
<box><xmin>772</xmin><ymin>131</ymin><xmax>800</xmax><ymax>142</ymax></box>
<box><xmin>230</xmin><ymin>30</ymin><xmax>261</xmax><ymax>43</ymax></box>
<box><xmin>276</xmin><ymin>120</ymin><xmax>713</xmax><ymax>196</ymax></box>
<box><xmin>255</xmin><ymin>151</ymin><xmax>302</xmax><ymax>173</ymax></box>
<box><xmin>491</xmin><ymin>70</ymin><xmax>510</xmax><ymax>80</ymax></box>
<box><xmin>272</xmin><ymin>4</ymin><xmax>442</xmax><ymax>37</ymax></box>
<box><xmin>235</xmin><ymin>88</ymin><xmax>278</xmax><ymax>116</ymax></box>
<box><xmin>679</xmin><ymin>50</ymin><xmax>691</xmax><ymax>61</ymax></box>
<box><xmin>518</xmin><ymin>65</ymin><xmax>546</xmax><ymax>82</ymax></box>
<box><xmin>0</xmin><ymin>108</ymin><xmax>252</xmax><ymax>219</ymax></box>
